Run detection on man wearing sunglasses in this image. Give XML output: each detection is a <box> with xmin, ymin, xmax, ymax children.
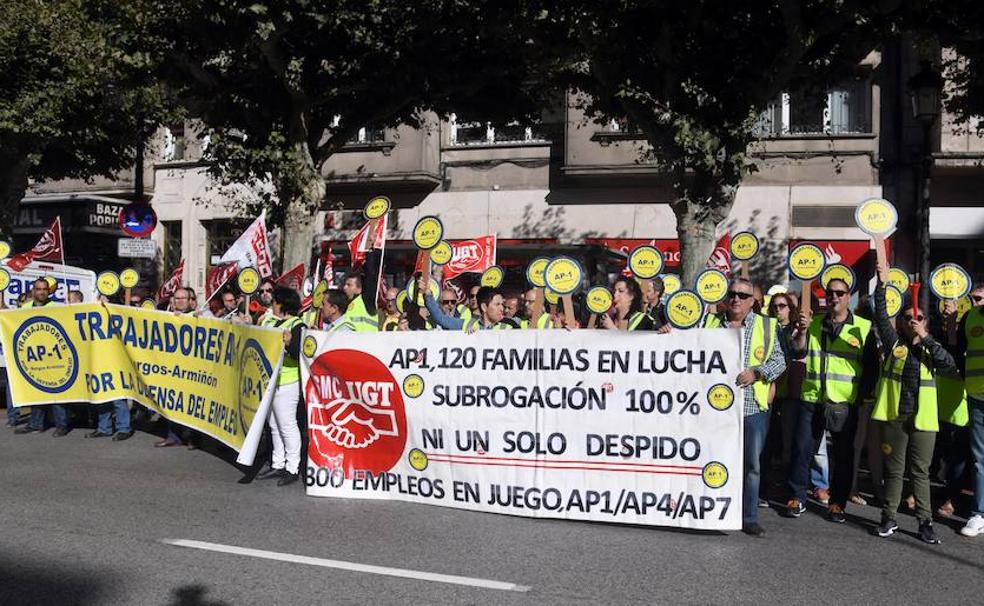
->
<box><xmin>869</xmin><ymin>260</ymin><xmax>956</xmax><ymax>544</ymax></box>
<box><xmin>957</xmin><ymin>282</ymin><xmax>984</xmax><ymax>537</ymax></box>
<box><xmin>702</xmin><ymin>278</ymin><xmax>786</xmax><ymax>537</ymax></box>
<box><xmin>790</xmin><ymin>278</ymin><xmax>877</xmax><ymax>524</ymax></box>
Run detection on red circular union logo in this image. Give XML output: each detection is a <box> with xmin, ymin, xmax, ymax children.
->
<box><xmin>305</xmin><ymin>349</ymin><xmax>407</xmax><ymax>477</ymax></box>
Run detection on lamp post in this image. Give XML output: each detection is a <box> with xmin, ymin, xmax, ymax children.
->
<box><xmin>907</xmin><ymin>61</ymin><xmax>943</xmax><ymax>314</ymax></box>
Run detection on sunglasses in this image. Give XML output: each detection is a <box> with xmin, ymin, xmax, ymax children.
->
<box><xmin>440</xmin><ymin>299</ymin><xmax>457</xmax><ymax>305</ymax></box>
<box><xmin>259</xmin><ymin>287</ymin><xmax>274</xmax><ymax>293</ymax></box>
<box><xmin>827</xmin><ymin>289</ymin><xmax>849</xmax><ymax>298</ymax></box>
<box><xmin>727</xmin><ymin>291</ymin><xmax>753</xmax><ymax>300</ymax></box>
<box><xmin>773</xmin><ymin>303</ymin><xmax>788</xmax><ymax>309</ymax></box>
<box><xmin>903</xmin><ymin>314</ymin><xmax>924</xmax><ymax>322</ymax></box>
<box><xmin>973</xmin><ymin>295</ymin><xmax>984</xmax><ymax>303</ymax></box>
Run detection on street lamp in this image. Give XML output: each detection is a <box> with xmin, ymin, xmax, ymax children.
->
<box><xmin>907</xmin><ymin>61</ymin><xmax>943</xmax><ymax>314</ymax></box>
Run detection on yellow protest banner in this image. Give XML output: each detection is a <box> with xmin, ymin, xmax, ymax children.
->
<box><xmin>0</xmin><ymin>304</ymin><xmax>284</xmax><ymax>461</ymax></box>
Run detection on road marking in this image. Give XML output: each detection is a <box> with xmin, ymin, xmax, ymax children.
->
<box><xmin>161</xmin><ymin>539</ymin><xmax>530</xmax><ymax>593</ymax></box>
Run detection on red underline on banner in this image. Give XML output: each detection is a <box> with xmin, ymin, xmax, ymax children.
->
<box><xmin>423</xmin><ymin>452</ymin><xmax>703</xmax><ymax>471</ymax></box>
<box><xmin>424</xmin><ymin>456</ymin><xmax>703</xmax><ymax>476</ymax></box>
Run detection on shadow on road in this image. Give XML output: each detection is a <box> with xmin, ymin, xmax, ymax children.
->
<box><xmin>167</xmin><ymin>584</ymin><xmax>230</xmax><ymax>606</ymax></box>
<box><xmin>0</xmin><ymin>557</ymin><xmax>110</xmax><ymax>606</ymax></box>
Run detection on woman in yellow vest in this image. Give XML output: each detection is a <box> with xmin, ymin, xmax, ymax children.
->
<box><xmin>255</xmin><ymin>287</ymin><xmax>305</xmax><ymax>487</ymax></box>
<box><xmin>601</xmin><ymin>277</ymin><xmax>654</xmax><ymax>331</ymax></box>
<box><xmin>870</xmin><ymin>262</ymin><xmax>956</xmax><ymax>544</ymax></box>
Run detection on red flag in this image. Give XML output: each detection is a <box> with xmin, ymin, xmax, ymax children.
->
<box><xmin>413</xmin><ymin>235</ymin><xmax>497</xmax><ymax>280</ymax></box>
<box><xmin>277</xmin><ymin>263</ymin><xmax>305</xmax><ymax>292</ymax></box>
<box><xmin>206</xmin><ymin>262</ymin><xmax>238</xmax><ymax>300</ymax></box>
<box><xmin>7</xmin><ymin>217</ymin><xmax>64</xmax><ymax>271</ymax></box>
<box><xmin>348</xmin><ymin>216</ymin><xmax>387</xmax><ymax>270</ymax></box>
<box><xmin>156</xmin><ymin>258</ymin><xmax>185</xmax><ymax>301</ymax></box>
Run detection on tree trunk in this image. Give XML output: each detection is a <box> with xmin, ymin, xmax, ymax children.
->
<box><xmin>0</xmin><ymin>154</ymin><xmax>30</xmax><ymax>241</ymax></box>
<box><xmin>280</xmin><ymin>143</ymin><xmax>326</xmax><ymax>275</ymax></box>
<box><xmin>670</xmin><ymin>175</ymin><xmax>736</xmax><ymax>288</ymax></box>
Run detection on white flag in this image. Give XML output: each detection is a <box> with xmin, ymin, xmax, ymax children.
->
<box><xmin>219</xmin><ymin>210</ymin><xmax>273</xmax><ymax>277</ymax></box>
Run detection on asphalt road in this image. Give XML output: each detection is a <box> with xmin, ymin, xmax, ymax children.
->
<box><xmin>1</xmin><ymin>420</ymin><xmax>982</xmax><ymax>605</ymax></box>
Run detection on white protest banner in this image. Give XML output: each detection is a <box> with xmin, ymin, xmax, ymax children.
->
<box><xmin>1</xmin><ymin>260</ymin><xmax>96</xmax><ymax>308</ymax></box>
<box><xmin>300</xmin><ymin>329</ymin><xmax>744</xmax><ymax>530</ymax></box>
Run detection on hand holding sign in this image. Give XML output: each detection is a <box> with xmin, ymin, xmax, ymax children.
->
<box><xmin>545</xmin><ymin>257</ymin><xmax>583</xmax><ymax>329</ymax></box>
<box><xmin>585</xmin><ymin>286</ymin><xmax>613</xmax><ymax>328</ymax></box>
<box><xmin>526</xmin><ymin>256</ymin><xmax>549</xmax><ymax>323</ymax></box>
<box><xmin>788</xmin><ymin>243</ymin><xmax>826</xmax><ymax>313</ymax></box>
<box><xmin>730</xmin><ymin>232</ymin><xmax>759</xmax><ymax>279</ymax></box>
<box><xmin>413</xmin><ymin>216</ymin><xmax>444</xmax><ymax>292</ymax></box>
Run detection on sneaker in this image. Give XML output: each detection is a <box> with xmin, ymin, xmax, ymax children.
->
<box><xmin>741</xmin><ymin>523</ymin><xmax>766</xmax><ymax>538</ymax></box>
<box><xmin>256</xmin><ymin>467</ymin><xmax>285</xmax><ymax>480</ymax></box>
<box><xmin>918</xmin><ymin>520</ymin><xmax>941</xmax><ymax>545</ymax></box>
<box><xmin>277</xmin><ymin>472</ymin><xmax>300</xmax><ymax>487</ymax></box>
<box><xmin>51</xmin><ymin>427</ymin><xmax>69</xmax><ymax>437</ymax></box>
<box><xmin>14</xmin><ymin>425</ymin><xmax>40</xmax><ymax>435</ymax></box>
<box><xmin>811</xmin><ymin>488</ymin><xmax>830</xmax><ymax>505</ymax></box>
<box><xmin>874</xmin><ymin>516</ymin><xmax>898</xmax><ymax>538</ymax></box>
<box><xmin>827</xmin><ymin>504</ymin><xmax>846</xmax><ymax>524</ymax></box>
<box><xmin>785</xmin><ymin>499</ymin><xmax>806</xmax><ymax>518</ymax></box>
<box><xmin>85</xmin><ymin>430</ymin><xmax>112</xmax><ymax>439</ymax></box>
<box><xmin>960</xmin><ymin>514</ymin><xmax>984</xmax><ymax>538</ymax></box>
<box><xmin>758</xmin><ymin>498</ymin><xmax>769</xmax><ymax>508</ymax></box>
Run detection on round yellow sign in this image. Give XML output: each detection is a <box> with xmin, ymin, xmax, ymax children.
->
<box><xmin>939</xmin><ymin>296</ymin><xmax>972</xmax><ymax>321</ymax></box>
<box><xmin>661</xmin><ymin>274</ymin><xmax>682</xmax><ymax>296</ymax></box>
<box><xmin>403</xmin><ymin>374</ymin><xmax>425</xmax><ymax>398</ymax></box>
<box><xmin>855</xmin><ymin>198</ymin><xmax>898</xmax><ymax>236</ymax></box>
<box><xmin>628</xmin><ymin>245</ymin><xmax>663</xmax><ymax>279</ymax></box>
<box><xmin>526</xmin><ymin>257</ymin><xmax>549</xmax><ymax>288</ymax></box>
<box><xmin>586</xmin><ymin>286</ymin><xmax>613</xmax><ymax>314</ymax></box>
<box><xmin>929</xmin><ymin>263</ymin><xmax>971</xmax><ymax>300</ymax></box>
<box><xmin>702</xmin><ymin>461</ymin><xmax>729</xmax><ymax>489</ymax></box>
<box><xmin>893</xmin><ymin>345</ymin><xmax>909</xmax><ymax>360</ymax></box>
<box><xmin>119</xmin><ymin>268</ymin><xmax>140</xmax><ymax>289</ymax></box>
<box><xmin>730</xmin><ymin>232</ymin><xmax>759</xmax><ymax>261</ymax></box>
<box><xmin>312</xmin><ymin>280</ymin><xmax>329</xmax><ymax>309</ymax></box>
<box><xmin>887</xmin><ymin>268</ymin><xmax>910</xmax><ymax>293</ymax></box>
<box><xmin>413</xmin><ymin>216</ymin><xmax>444</xmax><ymax>250</ymax></box>
<box><xmin>788</xmin><ymin>243</ymin><xmax>826</xmax><ymax>281</ymax></box>
<box><xmin>665</xmin><ymin>290</ymin><xmax>704</xmax><ymax>329</ymax></box>
<box><xmin>396</xmin><ymin>290</ymin><xmax>408</xmax><ymax>313</ymax></box>
<box><xmin>544</xmin><ymin>288</ymin><xmax>560</xmax><ymax>306</ymax></box>
<box><xmin>408</xmin><ymin>448</ymin><xmax>429</xmax><ymax>472</ymax></box>
<box><xmin>406</xmin><ymin>278</ymin><xmax>440</xmax><ymax>306</ymax></box>
<box><xmin>236</xmin><ymin>267</ymin><xmax>260</xmax><ymax>295</ymax></box>
<box><xmin>141</xmin><ymin>299</ymin><xmax>156</xmax><ymax>310</ymax></box>
<box><xmin>695</xmin><ymin>269</ymin><xmax>728</xmax><ymax>304</ymax></box>
<box><xmin>0</xmin><ymin>240</ymin><xmax>10</xmax><ymax>260</ymax></box>
<box><xmin>545</xmin><ymin>257</ymin><xmax>582</xmax><ymax>295</ymax></box>
<box><xmin>0</xmin><ymin>267</ymin><xmax>9</xmax><ymax>292</ymax></box>
<box><xmin>430</xmin><ymin>241</ymin><xmax>453</xmax><ymax>266</ymax></box>
<box><xmin>821</xmin><ymin>263</ymin><xmax>855</xmax><ymax>290</ymax></box>
<box><xmin>707</xmin><ymin>384</ymin><xmax>735</xmax><ymax>411</ymax></box>
<box><xmin>303</xmin><ymin>335</ymin><xmax>318</xmax><ymax>359</ymax></box>
<box><xmin>363</xmin><ymin>196</ymin><xmax>391</xmax><ymax>220</ymax></box>
<box><xmin>884</xmin><ymin>285</ymin><xmax>903</xmax><ymax>319</ymax></box>
<box><xmin>480</xmin><ymin>266</ymin><xmax>504</xmax><ymax>289</ymax></box>
<box><xmin>96</xmin><ymin>271</ymin><xmax>121</xmax><ymax>297</ymax></box>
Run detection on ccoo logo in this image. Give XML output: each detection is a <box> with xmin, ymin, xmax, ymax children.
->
<box><xmin>305</xmin><ymin>349</ymin><xmax>407</xmax><ymax>477</ymax></box>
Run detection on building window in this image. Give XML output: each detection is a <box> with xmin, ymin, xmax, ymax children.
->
<box><xmin>163</xmin><ymin>221</ymin><xmax>182</xmax><ymax>276</ymax></box>
<box><xmin>204</xmin><ymin>219</ymin><xmax>251</xmax><ymax>267</ymax></box>
<box><xmin>755</xmin><ymin>78</ymin><xmax>872</xmax><ymax>136</ymax></box>
<box><xmin>348</xmin><ymin>127</ymin><xmax>387</xmax><ymax>144</ymax></box>
<box><xmin>162</xmin><ymin>124</ymin><xmax>187</xmax><ymax>161</ymax></box>
<box><xmin>449</xmin><ymin>114</ymin><xmax>547</xmax><ymax>146</ymax></box>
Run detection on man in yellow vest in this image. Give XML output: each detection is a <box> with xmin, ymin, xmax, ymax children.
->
<box><xmin>702</xmin><ymin>278</ymin><xmax>786</xmax><ymax>537</ymax></box>
<box><xmin>789</xmin><ymin>277</ymin><xmax>877</xmax><ymax>523</ymax></box>
<box><xmin>341</xmin><ymin>247</ymin><xmax>382</xmax><ymax>332</ymax></box>
<box><xmin>14</xmin><ymin>279</ymin><xmax>71</xmax><ymax>437</ymax></box>
<box><xmin>319</xmin><ymin>289</ymin><xmax>357</xmax><ymax>332</ymax></box>
<box><xmin>957</xmin><ymin>282</ymin><xmax>984</xmax><ymax>537</ymax></box>
<box><xmin>870</xmin><ymin>261</ymin><xmax>954</xmax><ymax>544</ymax></box>
<box><xmin>520</xmin><ymin>288</ymin><xmax>551</xmax><ymax>329</ymax></box>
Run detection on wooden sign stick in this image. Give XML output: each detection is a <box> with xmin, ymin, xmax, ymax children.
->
<box><xmin>587</xmin><ymin>313</ymin><xmax>598</xmax><ymax>329</ymax></box>
<box><xmin>124</xmin><ymin>287</ymin><xmax>131</xmax><ymax>307</ymax></box>
<box><xmin>740</xmin><ymin>261</ymin><xmax>750</xmax><ymax>280</ymax></box>
<box><xmin>801</xmin><ymin>279</ymin><xmax>813</xmax><ymax>315</ymax></box>
<box><xmin>532</xmin><ymin>287</ymin><xmax>545</xmax><ymax>324</ymax></box>
<box><xmin>562</xmin><ymin>294</ymin><xmax>576</xmax><ymax>329</ymax></box>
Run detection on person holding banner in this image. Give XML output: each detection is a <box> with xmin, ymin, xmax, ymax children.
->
<box><xmin>868</xmin><ymin>260</ymin><xmax>954</xmax><ymax>543</ymax></box>
<box><xmin>155</xmin><ymin>287</ymin><xmax>196</xmax><ymax>447</ymax></box>
<box><xmin>255</xmin><ymin>287</ymin><xmax>304</xmax><ymax>486</ymax></box>
<box><xmin>425</xmin><ymin>285</ymin><xmax>506</xmax><ymax>332</ymax></box>
<box><xmin>956</xmin><ymin>282</ymin><xmax>984</xmax><ymax>537</ymax></box>
<box><xmin>15</xmin><ymin>279</ymin><xmax>71</xmax><ymax>437</ymax></box>
<box><xmin>702</xmin><ymin>278</ymin><xmax>786</xmax><ymax>537</ymax></box>
<box><xmin>790</xmin><ymin>278</ymin><xmax>877</xmax><ymax>523</ymax></box>
<box><xmin>600</xmin><ymin>277</ymin><xmax>654</xmax><ymax>331</ymax></box>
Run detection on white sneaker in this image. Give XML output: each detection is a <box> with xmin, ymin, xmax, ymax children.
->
<box><xmin>960</xmin><ymin>514</ymin><xmax>984</xmax><ymax>537</ymax></box>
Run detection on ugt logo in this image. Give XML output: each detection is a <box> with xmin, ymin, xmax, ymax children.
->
<box><xmin>305</xmin><ymin>349</ymin><xmax>407</xmax><ymax>477</ymax></box>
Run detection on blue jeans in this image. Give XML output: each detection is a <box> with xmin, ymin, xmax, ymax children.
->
<box><xmin>743</xmin><ymin>411</ymin><xmax>770</xmax><ymax>524</ymax></box>
<box><xmin>4</xmin><ymin>375</ymin><xmax>19</xmax><ymax>426</ymax></box>
<box><xmin>787</xmin><ymin>399</ymin><xmax>826</xmax><ymax>502</ymax></box>
<box><xmin>812</xmin><ymin>435</ymin><xmax>830</xmax><ymax>490</ymax></box>
<box><xmin>28</xmin><ymin>405</ymin><xmax>68</xmax><ymax>430</ymax></box>
<box><xmin>97</xmin><ymin>400</ymin><xmax>131</xmax><ymax>434</ymax></box>
<box><xmin>969</xmin><ymin>398</ymin><xmax>984</xmax><ymax>515</ymax></box>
